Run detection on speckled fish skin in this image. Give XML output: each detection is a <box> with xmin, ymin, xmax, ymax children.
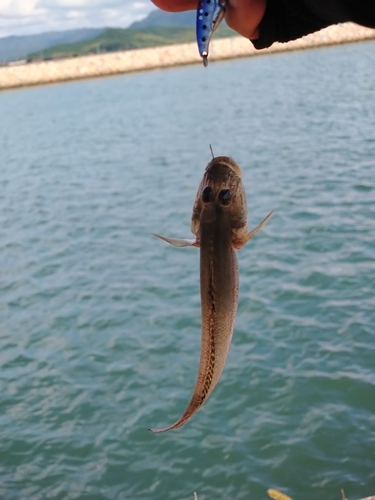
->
<box><xmin>150</xmin><ymin>156</ymin><xmax>272</xmax><ymax>433</ymax></box>
<box><xmin>196</xmin><ymin>0</ymin><xmax>226</xmax><ymax>66</ymax></box>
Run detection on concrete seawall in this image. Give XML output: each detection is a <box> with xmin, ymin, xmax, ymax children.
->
<box><xmin>1</xmin><ymin>22</ymin><xmax>374</xmax><ymax>91</ymax></box>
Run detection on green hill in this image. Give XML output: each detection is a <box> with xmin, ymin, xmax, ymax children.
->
<box><xmin>0</xmin><ymin>28</ymin><xmax>106</xmax><ymax>63</ymax></box>
<box><xmin>129</xmin><ymin>10</ymin><xmax>195</xmax><ymax>29</ymax></box>
<box><xmin>27</xmin><ymin>25</ymin><xmax>236</xmax><ymax>61</ymax></box>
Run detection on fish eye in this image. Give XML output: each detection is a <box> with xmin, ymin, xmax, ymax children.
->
<box><xmin>219</xmin><ymin>189</ymin><xmax>232</xmax><ymax>205</ymax></box>
<box><xmin>202</xmin><ymin>186</ymin><xmax>213</xmax><ymax>203</ymax></box>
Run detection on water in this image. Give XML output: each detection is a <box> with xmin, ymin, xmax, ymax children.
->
<box><xmin>0</xmin><ymin>41</ymin><xmax>374</xmax><ymax>500</ymax></box>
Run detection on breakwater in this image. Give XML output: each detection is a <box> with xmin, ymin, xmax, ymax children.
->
<box><xmin>0</xmin><ymin>22</ymin><xmax>374</xmax><ymax>90</ymax></box>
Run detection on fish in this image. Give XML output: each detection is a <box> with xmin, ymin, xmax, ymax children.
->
<box><xmin>196</xmin><ymin>0</ymin><xmax>226</xmax><ymax>67</ymax></box>
<box><xmin>150</xmin><ymin>156</ymin><xmax>272</xmax><ymax>433</ymax></box>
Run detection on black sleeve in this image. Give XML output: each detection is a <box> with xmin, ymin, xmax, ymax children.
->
<box><xmin>251</xmin><ymin>0</ymin><xmax>332</xmax><ymax>49</ymax></box>
<box><xmin>251</xmin><ymin>0</ymin><xmax>375</xmax><ymax>50</ymax></box>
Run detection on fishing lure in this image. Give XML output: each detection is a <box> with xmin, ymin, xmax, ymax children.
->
<box><xmin>196</xmin><ymin>0</ymin><xmax>226</xmax><ymax>66</ymax></box>
<box><xmin>150</xmin><ymin>156</ymin><xmax>272</xmax><ymax>433</ymax></box>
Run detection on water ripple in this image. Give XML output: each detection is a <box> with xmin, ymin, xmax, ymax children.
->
<box><xmin>0</xmin><ymin>41</ymin><xmax>375</xmax><ymax>500</ymax></box>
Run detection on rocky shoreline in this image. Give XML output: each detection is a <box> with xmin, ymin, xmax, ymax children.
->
<box><xmin>0</xmin><ymin>23</ymin><xmax>374</xmax><ymax>90</ymax></box>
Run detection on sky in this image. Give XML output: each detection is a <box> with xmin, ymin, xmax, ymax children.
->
<box><xmin>0</xmin><ymin>0</ymin><xmax>156</xmax><ymax>38</ymax></box>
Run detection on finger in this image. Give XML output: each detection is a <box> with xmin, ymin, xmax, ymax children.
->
<box><xmin>150</xmin><ymin>0</ymin><xmax>197</xmax><ymax>12</ymax></box>
<box><xmin>225</xmin><ymin>0</ymin><xmax>266</xmax><ymax>39</ymax></box>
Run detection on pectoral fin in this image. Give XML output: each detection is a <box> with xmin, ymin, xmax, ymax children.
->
<box><xmin>233</xmin><ymin>211</ymin><xmax>273</xmax><ymax>249</ymax></box>
<box><xmin>152</xmin><ymin>233</ymin><xmax>199</xmax><ymax>247</ymax></box>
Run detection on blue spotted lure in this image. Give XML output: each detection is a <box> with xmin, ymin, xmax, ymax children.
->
<box><xmin>196</xmin><ymin>0</ymin><xmax>226</xmax><ymax>67</ymax></box>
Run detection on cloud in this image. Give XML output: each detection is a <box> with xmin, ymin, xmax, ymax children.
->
<box><xmin>0</xmin><ymin>0</ymin><xmax>43</xmax><ymax>18</ymax></box>
<box><xmin>0</xmin><ymin>0</ymin><xmax>154</xmax><ymax>37</ymax></box>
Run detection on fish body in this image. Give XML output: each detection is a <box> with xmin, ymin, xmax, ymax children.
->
<box><xmin>150</xmin><ymin>156</ymin><xmax>272</xmax><ymax>433</ymax></box>
<box><xmin>196</xmin><ymin>0</ymin><xmax>226</xmax><ymax>66</ymax></box>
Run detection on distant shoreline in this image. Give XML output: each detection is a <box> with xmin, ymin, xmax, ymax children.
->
<box><xmin>0</xmin><ymin>23</ymin><xmax>374</xmax><ymax>91</ymax></box>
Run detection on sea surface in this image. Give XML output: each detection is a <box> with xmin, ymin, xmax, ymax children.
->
<box><xmin>0</xmin><ymin>41</ymin><xmax>374</xmax><ymax>500</ymax></box>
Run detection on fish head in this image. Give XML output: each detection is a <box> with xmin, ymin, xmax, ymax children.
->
<box><xmin>190</xmin><ymin>156</ymin><xmax>248</xmax><ymax>240</ymax></box>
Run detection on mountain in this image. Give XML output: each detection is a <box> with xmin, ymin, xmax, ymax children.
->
<box><xmin>129</xmin><ymin>10</ymin><xmax>196</xmax><ymax>29</ymax></box>
<box><xmin>1</xmin><ymin>9</ymin><xmax>234</xmax><ymax>63</ymax></box>
<box><xmin>27</xmin><ymin>24</ymin><xmax>236</xmax><ymax>61</ymax></box>
<box><xmin>27</xmin><ymin>27</ymin><xmax>197</xmax><ymax>60</ymax></box>
<box><xmin>0</xmin><ymin>28</ymin><xmax>106</xmax><ymax>63</ymax></box>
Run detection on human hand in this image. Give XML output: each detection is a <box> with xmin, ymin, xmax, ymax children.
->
<box><xmin>150</xmin><ymin>0</ymin><xmax>267</xmax><ymax>40</ymax></box>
